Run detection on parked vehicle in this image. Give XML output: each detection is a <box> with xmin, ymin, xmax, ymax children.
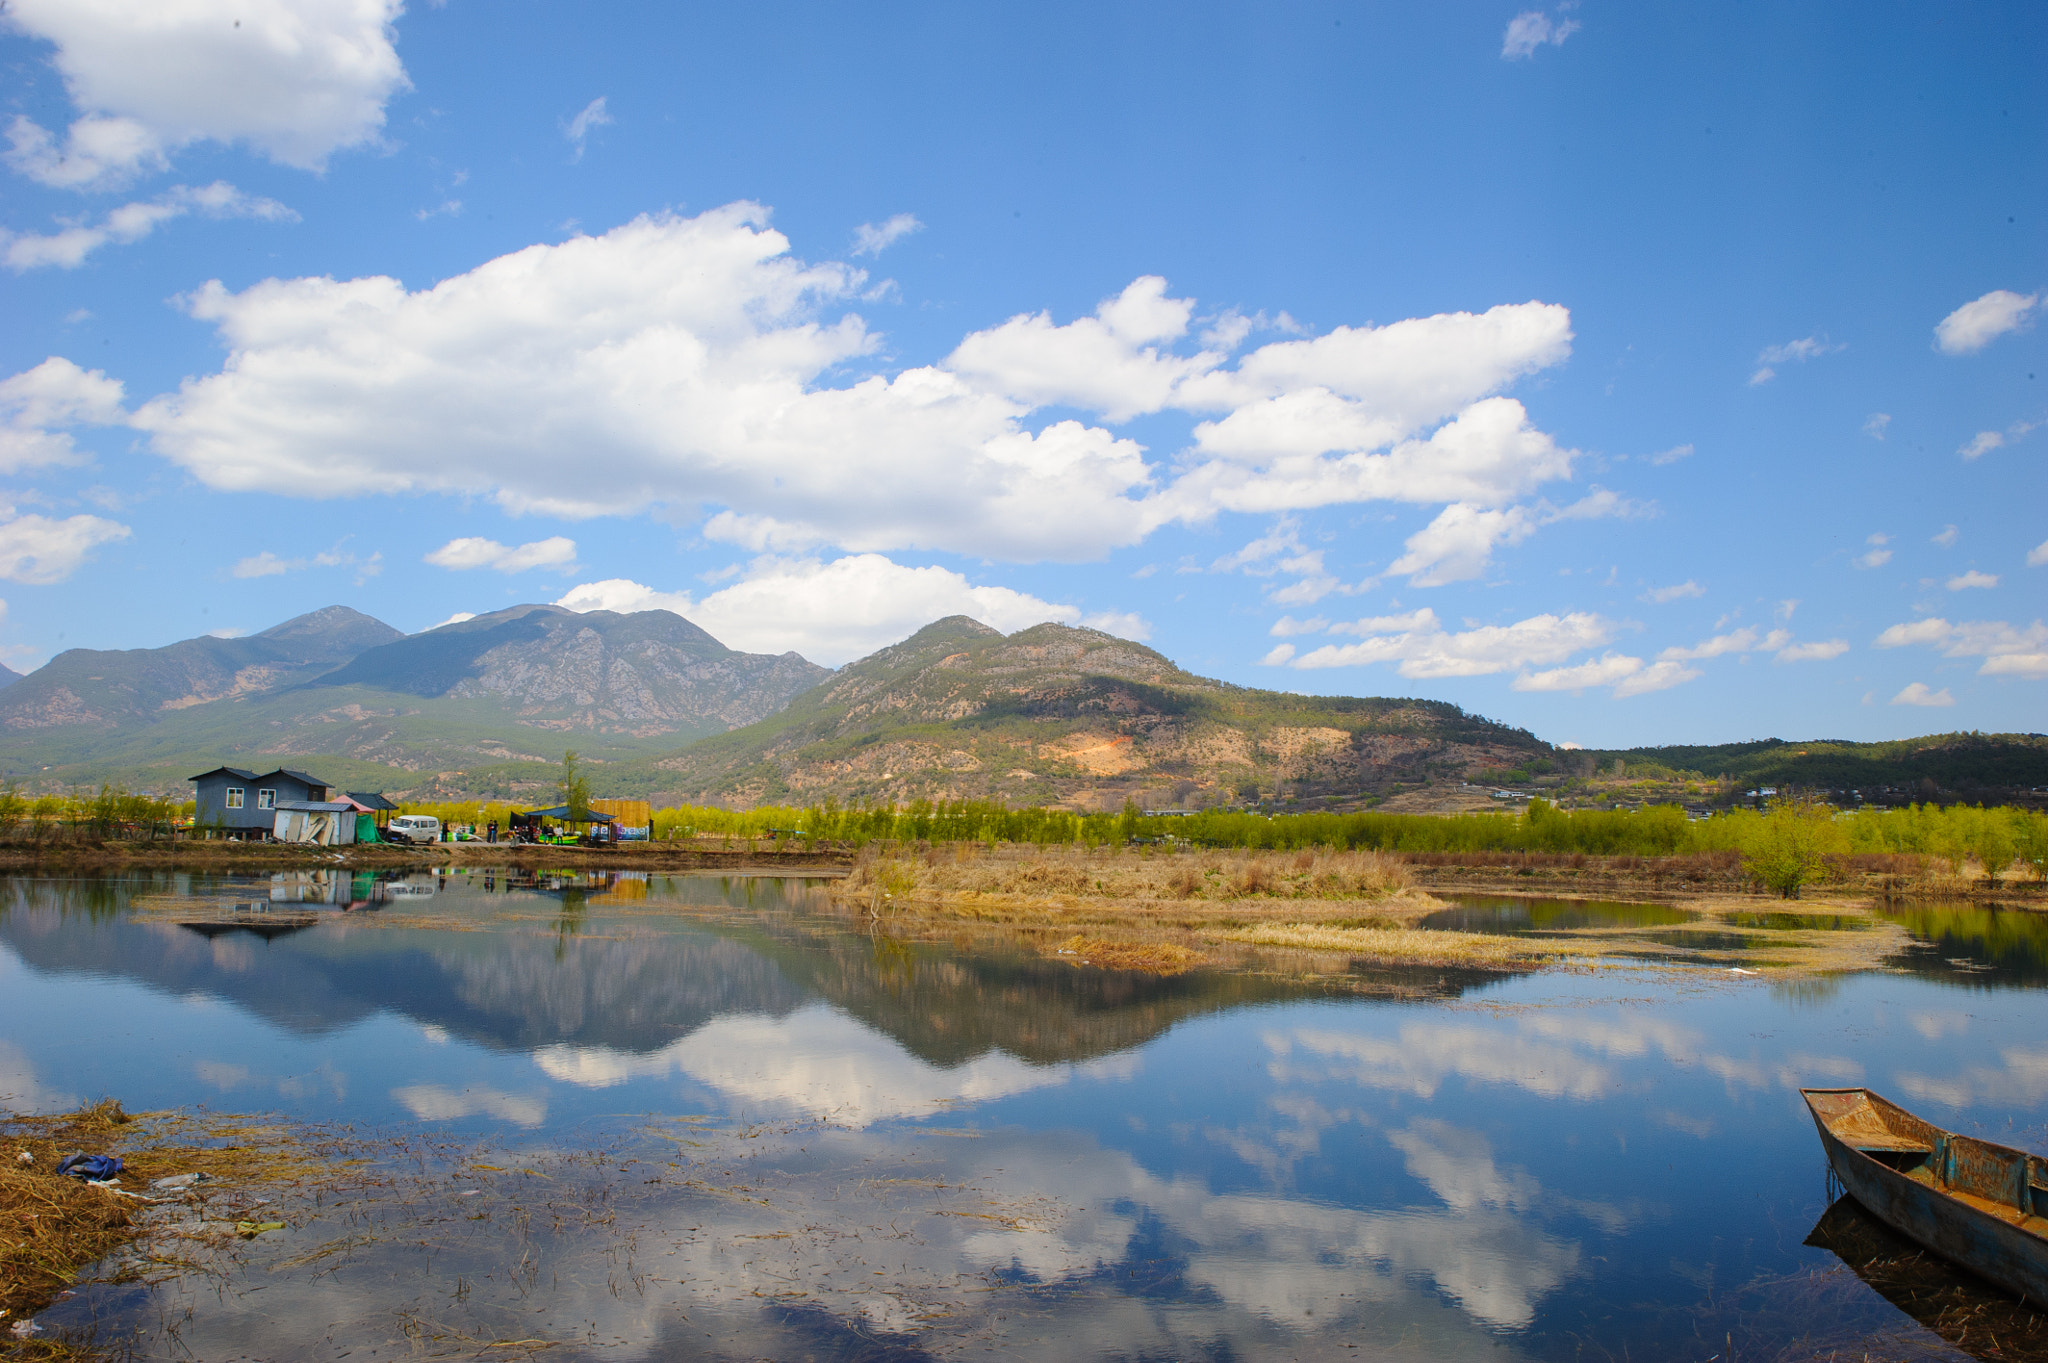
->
<box><xmin>386</xmin><ymin>815</ymin><xmax>443</xmax><ymax>846</ymax></box>
<box><xmin>1802</xmin><ymin>1087</ymin><xmax>2048</xmax><ymax>1302</ymax></box>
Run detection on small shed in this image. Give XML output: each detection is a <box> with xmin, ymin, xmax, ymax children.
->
<box><xmin>272</xmin><ymin>801</ymin><xmax>359</xmax><ymax>846</ymax></box>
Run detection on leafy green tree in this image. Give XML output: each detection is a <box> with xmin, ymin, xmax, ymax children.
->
<box><xmin>1742</xmin><ymin>800</ymin><xmax>1849</xmax><ymax>898</ymax></box>
<box><xmin>559</xmin><ymin>750</ymin><xmax>592</xmax><ymax>824</ymax></box>
<box><xmin>29</xmin><ymin>794</ymin><xmax>62</xmax><ymax>844</ymax></box>
<box><xmin>1967</xmin><ymin>807</ymin><xmax>2017</xmax><ymax>883</ymax></box>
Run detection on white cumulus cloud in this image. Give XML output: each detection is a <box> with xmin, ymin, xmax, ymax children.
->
<box><xmin>1386</xmin><ymin>489</ymin><xmax>1631</xmax><ymax>587</ymax></box>
<box><xmin>1853</xmin><ymin>532</ymin><xmax>1891</xmax><ymax>570</ymax></box>
<box><xmin>1748</xmin><ymin>334</ymin><xmax>1843</xmax><ymax>386</ymax></box>
<box><xmin>1512</xmin><ymin>655</ymin><xmax>1700</xmax><ymax>699</ymax></box>
<box><xmin>2029</xmin><ymin>538</ymin><xmax>2048</xmax><ymax>568</ymax></box>
<box><xmin>1891</xmin><ymin>682</ymin><xmax>1955</xmax><ymax>708</ymax></box>
<box><xmin>2</xmin><ymin>181</ymin><xmax>295</xmax><ymax>271</ymax></box>
<box><xmin>851</xmin><ymin>213</ymin><xmax>922</xmax><ymax>257</ymax></box>
<box><xmin>425</xmin><ymin>536</ymin><xmax>577</xmax><ymax>572</ymax></box>
<box><xmin>1501</xmin><ymin>6</ymin><xmax>1580</xmax><ymax>59</ymax></box>
<box><xmin>2</xmin><ymin>0</ymin><xmax>409</xmax><ymax>189</ymax></box>
<box><xmin>0</xmin><ymin>510</ymin><xmax>131</xmax><ymax>583</ymax></box>
<box><xmin>4</xmin><ymin>204</ymin><xmax>1585</xmax><ymax>567</ymax></box>
<box><xmin>1774</xmin><ymin>639</ymin><xmax>1849</xmax><ymax>663</ymax></box>
<box><xmin>563</xmin><ymin>96</ymin><xmax>611</xmax><ymax>160</ymax></box>
<box><xmin>232</xmin><ymin>545</ymin><xmax>379</xmax><ymax>580</ymax></box>
<box><xmin>1279</xmin><ymin>607</ymin><xmax>1612</xmax><ymax>679</ymax></box>
<box><xmin>1946</xmin><ymin>570</ymin><xmax>1998</xmax><ymax>591</ymax></box>
<box><xmin>1934</xmin><ymin>289</ymin><xmax>2039</xmax><ymax>356</ymax></box>
<box><xmin>1658</xmin><ymin>626</ymin><xmax>1791</xmax><ymax>662</ymax></box>
<box><xmin>0</xmin><ymin>356</ymin><xmax>125</xmax><ymax>472</ymax></box>
<box><xmin>1388</xmin><ymin>504</ymin><xmax>1534</xmax><ymax>586</ymax></box>
<box><xmin>556</xmin><ymin>553</ymin><xmax>1145</xmax><ymax>666</ymax></box>
<box><xmin>1875</xmin><ymin>616</ymin><xmax>2048</xmax><ymax>680</ymax></box>
<box><xmin>1643</xmin><ymin>580</ymin><xmax>1704</xmax><ymax>604</ymax></box>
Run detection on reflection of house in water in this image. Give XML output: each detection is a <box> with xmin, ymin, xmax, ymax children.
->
<box><xmin>179</xmin><ymin>916</ymin><xmax>320</xmax><ymax>942</ymax></box>
<box><xmin>265</xmin><ymin>869</ymin><xmax>418</xmax><ymax>910</ymax></box>
<box><xmin>170</xmin><ymin>871</ymin><xmax>417</xmax><ymax>939</ymax></box>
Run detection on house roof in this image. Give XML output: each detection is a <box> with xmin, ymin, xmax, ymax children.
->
<box><xmin>274</xmin><ymin>769</ymin><xmax>330</xmax><ymax>788</ymax></box>
<box><xmin>275</xmin><ymin>801</ymin><xmax>357</xmax><ymax>813</ymax></box>
<box><xmin>189</xmin><ymin>766</ymin><xmax>262</xmax><ymax>782</ymax></box>
<box><xmin>347</xmin><ymin>791</ymin><xmax>400</xmax><ymax>811</ymax></box>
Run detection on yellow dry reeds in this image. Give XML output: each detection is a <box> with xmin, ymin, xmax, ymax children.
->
<box><xmin>2</xmin><ymin>1099</ymin><xmax>358</xmax><ymax>1354</ymax></box>
<box><xmin>838</xmin><ymin>844</ymin><xmax>1413</xmax><ymax>908</ymax></box>
<box><xmin>1205</xmin><ymin>921</ymin><xmax>1580</xmax><ymax>967</ymax></box>
<box><xmin>1047</xmin><ymin>934</ymin><xmax>1206</xmax><ymax>974</ymax></box>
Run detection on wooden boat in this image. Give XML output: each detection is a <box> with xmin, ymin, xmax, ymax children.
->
<box><xmin>1802</xmin><ymin>1087</ymin><xmax>2048</xmax><ymax>1304</ymax></box>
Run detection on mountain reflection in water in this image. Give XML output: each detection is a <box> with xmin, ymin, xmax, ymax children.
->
<box><xmin>2</xmin><ymin>870</ymin><xmax>2045</xmax><ymax>1362</ymax></box>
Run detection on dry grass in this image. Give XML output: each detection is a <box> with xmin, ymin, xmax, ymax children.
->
<box><xmin>827</xmin><ymin>845</ymin><xmax>1590</xmax><ymax>975</ymax></box>
<box><xmin>837</xmin><ymin>843</ymin><xmax>1418</xmax><ymax>916</ymax></box>
<box><xmin>826</xmin><ymin>844</ymin><xmax>1939</xmax><ymax>980</ymax></box>
<box><xmin>1047</xmin><ymin>934</ymin><xmax>1206</xmax><ymax>974</ymax></box>
<box><xmin>1208</xmin><ymin>921</ymin><xmax>1581</xmax><ymax>967</ymax></box>
<box><xmin>2</xmin><ymin>1099</ymin><xmax>357</xmax><ymax>1357</ymax></box>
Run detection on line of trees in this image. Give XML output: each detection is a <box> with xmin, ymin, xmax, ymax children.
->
<box><xmin>0</xmin><ymin>783</ymin><xmax>194</xmax><ymax>843</ymax></box>
<box><xmin>380</xmin><ymin>792</ymin><xmax>2047</xmax><ymax>895</ymax></box>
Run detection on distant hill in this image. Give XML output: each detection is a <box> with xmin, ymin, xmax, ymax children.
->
<box><xmin>1583</xmin><ymin>733</ymin><xmax>2048</xmax><ymax>798</ymax></box>
<box><xmin>0</xmin><ymin>606</ymin><xmax>402</xmax><ymax>732</ymax></box>
<box><xmin>0</xmin><ymin>603</ymin><xmax>829</xmax><ymax>796</ymax></box>
<box><xmin>647</xmin><ymin>616</ymin><xmax>1548</xmax><ymax>809</ymax></box>
<box><xmin>310</xmin><ymin>604</ymin><xmax>829</xmax><ymax>736</ymax></box>
<box><xmin>0</xmin><ymin>662</ymin><xmax>19</xmax><ymax>691</ymax></box>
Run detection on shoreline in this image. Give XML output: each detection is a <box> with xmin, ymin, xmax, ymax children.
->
<box><xmin>2</xmin><ymin>841</ymin><xmax>2037</xmax><ymax>983</ymax></box>
<box><xmin>3</xmin><ymin>839</ymin><xmax>2040</xmax><ymax>903</ymax></box>
<box><xmin>0</xmin><ymin>840</ymin><xmax>855</xmax><ymax>874</ymax></box>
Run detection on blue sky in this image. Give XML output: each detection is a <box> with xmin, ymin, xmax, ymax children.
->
<box><xmin>1</xmin><ymin>1</ymin><xmax>2041</xmax><ymax>747</ymax></box>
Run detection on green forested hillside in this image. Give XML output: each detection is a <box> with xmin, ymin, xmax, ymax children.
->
<box><xmin>1584</xmin><ymin>732</ymin><xmax>2048</xmax><ymax>795</ymax></box>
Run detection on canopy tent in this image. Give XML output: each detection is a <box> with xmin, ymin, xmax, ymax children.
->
<box><xmin>517</xmin><ymin>805</ymin><xmax>619</xmax><ymax>824</ymax></box>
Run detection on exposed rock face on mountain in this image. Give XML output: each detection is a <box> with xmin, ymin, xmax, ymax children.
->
<box><xmin>312</xmin><ymin>604</ymin><xmax>831</xmax><ymax>737</ymax></box>
<box><xmin>0</xmin><ymin>606</ymin><xmax>404</xmax><ymax>732</ymax></box>
<box><xmin>654</xmin><ymin>616</ymin><xmax>1548</xmax><ymax>809</ymax></box>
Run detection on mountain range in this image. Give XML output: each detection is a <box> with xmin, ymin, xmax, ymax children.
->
<box><xmin>0</xmin><ymin>603</ymin><xmax>2041</xmax><ymax>808</ymax></box>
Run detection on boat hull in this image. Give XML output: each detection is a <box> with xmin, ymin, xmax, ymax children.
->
<box><xmin>1803</xmin><ymin>1087</ymin><xmax>2048</xmax><ymax>1305</ymax></box>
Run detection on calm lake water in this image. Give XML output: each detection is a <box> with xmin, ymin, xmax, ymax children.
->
<box><xmin>3</xmin><ymin>870</ymin><xmax>2046</xmax><ymax>1362</ymax></box>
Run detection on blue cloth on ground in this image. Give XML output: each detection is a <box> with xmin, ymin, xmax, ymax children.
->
<box><xmin>56</xmin><ymin>1152</ymin><xmax>123</xmax><ymax>1180</ymax></box>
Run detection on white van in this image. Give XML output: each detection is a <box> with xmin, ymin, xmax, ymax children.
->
<box><xmin>386</xmin><ymin>815</ymin><xmax>442</xmax><ymax>846</ymax></box>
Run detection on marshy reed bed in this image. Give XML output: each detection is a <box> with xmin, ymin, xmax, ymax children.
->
<box><xmin>827</xmin><ymin>843</ymin><xmax>1591</xmax><ymax>973</ymax></box>
<box><xmin>826</xmin><ymin>842</ymin><xmax>1930</xmax><ymax>979</ymax></box>
<box><xmin>1</xmin><ymin>1100</ymin><xmax>363</xmax><ymax>1359</ymax></box>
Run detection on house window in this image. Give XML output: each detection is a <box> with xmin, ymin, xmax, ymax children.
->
<box><xmin>225</xmin><ymin>787</ymin><xmax>244</xmax><ymax>809</ymax></box>
<box><xmin>257</xmin><ymin>789</ymin><xmax>276</xmax><ymax>810</ymax></box>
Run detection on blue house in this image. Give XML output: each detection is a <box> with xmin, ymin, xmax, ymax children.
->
<box><xmin>190</xmin><ymin>766</ymin><xmax>335</xmax><ymax>839</ymax></box>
